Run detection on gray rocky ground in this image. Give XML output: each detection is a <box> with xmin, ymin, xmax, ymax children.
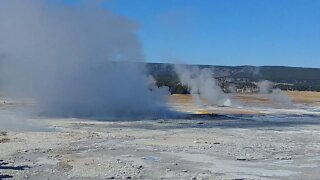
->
<box><xmin>1</xmin><ymin>97</ymin><xmax>320</xmax><ymax>179</ymax></box>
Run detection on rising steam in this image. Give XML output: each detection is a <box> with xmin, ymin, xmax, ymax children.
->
<box><xmin>0</xmin><ymin>0</ymin><xmax>173</xmax><ymax>119</ymax></box>
<box><xmin>174</xmin><ymin>65</ymin><xmax>231</xmax><ymax>107</ymax></box>
<box><xmin>257</xmin><ymin>80</ymin><xmax>292</xmax><ymax>107</ymax></box>
<box><xmin>257</xmin><ymin>80</ymin><xmax>274</xmax><ymax>94</ymax></box>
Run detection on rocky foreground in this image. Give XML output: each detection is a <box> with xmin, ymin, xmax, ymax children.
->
<box><xmin>1</xmin><ymin>114</ymin><xmax>320</xmax><ymax>179</ymax></box>
<box><xmin>1</xmin><ymin>93</ymin><xmax>320</xmax><ymax>179</ymax></box>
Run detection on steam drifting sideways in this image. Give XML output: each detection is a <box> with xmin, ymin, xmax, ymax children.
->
<box><xmin>0</xmin><ymin>0</ymin><xmax>173</xmax><ymax>119</ymax></box>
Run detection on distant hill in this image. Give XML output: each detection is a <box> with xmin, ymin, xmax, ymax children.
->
<box><xmin>146</xmin><ymin>63</ymin><xmax>320</xmax><ymax>93</ymax></box>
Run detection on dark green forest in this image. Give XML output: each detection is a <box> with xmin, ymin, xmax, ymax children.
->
<box><xmin>146</xmin><ymin>63</ymin><xmax>320</xmax><ymax>94</ymax></box>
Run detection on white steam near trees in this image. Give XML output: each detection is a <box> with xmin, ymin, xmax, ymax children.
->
<box><xmin>257</xmin><ymin>80</ymin><xmax>274</xmax><ymax>94</ymax></box>
<box><xmin>257</xmin><ymin>80</ymin><xmax>292</xmax><ymax>106</ymax></box>
<box><xmin>174</xmin><ymin>65</ymin><xmax>232</xmax><ymax>107</ymax></box>
<box><xmin>0</xmin><ymin>0</ymin><xmax>173</xmax><ymax>119</ymax></box>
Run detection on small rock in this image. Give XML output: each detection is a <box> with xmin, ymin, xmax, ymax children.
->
<box><xmin>182</xmin><ymin>170</ymin><xmax>188</xmax><ymax>172</ymax></box>
<box><xmin>193</xmin><ymin>141</ymin><xmax>200</xmax><ymax>144</ymax></box>
<box><xmin>191</xmin><ymin>176</ymin><xmax>197</xmax><ymax>180</ymax></box>
<box><xmin>236</xmin><ymin>157</ymin><xmax>250</xmax><ymax>161</ymax></box>
<box><xmin>105</xmin><ymin>176</ymin><xmax>115</xmax><ymax>179</ymax></box>
<box><xmin>166</xmin><ymin>168</ymin><xmax>171</xmax><ymax>172</ymax></box>
<box><xmin>276</xmin><ymin>156</ymin><xmax>292</xmax><ymax>160</ymax></box>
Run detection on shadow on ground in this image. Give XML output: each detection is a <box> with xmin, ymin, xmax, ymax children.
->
<box><xmin>0</xmin><ymin>160</ymin><xmax>29</xmax><ymax>179</ymax></box>
<box><xmin>80</xmin><ymin>114</ymin><xmax>320</xmax><ymax>130</ymax></box>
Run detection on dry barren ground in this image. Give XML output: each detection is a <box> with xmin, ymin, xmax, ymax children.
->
<box><xmin>286</xmin><ymin>91</ymin><xmax>320</xmax><ymax>104</ymax></box>
<box><xmin>170</xmin><ymin>91</ymin><xmax>320</xmax><ymax>115</ymax></box>
<box><xmin>1</xmin><ymin>92</ymin><xmax>320</xmax><ymax>179</ymax></box>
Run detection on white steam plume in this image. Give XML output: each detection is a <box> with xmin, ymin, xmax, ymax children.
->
<box><xmin>270</xmin><ymin>89</ymin><xmax>293</xmax><ymax>107</ymax></box>
<box><xmin>0</xmin><ymin>0</ymin><xmax>173</xmax><ymax>120</ymax></box>
<box><xmin>257</xmin><ymin>80</ymin><xmax>274</xmax><ymax>94</ymax></box>
<box><xmin>257</xmin><ymin>80</ymin><xmax>292</xmax><ymax>107</ymax></box>
<box><xmin>174</xmin><ymin>65</ymin><xmax>231</xmax><ymax>107</ymax></box>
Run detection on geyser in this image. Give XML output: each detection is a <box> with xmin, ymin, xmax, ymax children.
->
<box><xmin>0</xmin><ymin>0</ymin><xmax>173</xmax><ymax>119</ymax></box>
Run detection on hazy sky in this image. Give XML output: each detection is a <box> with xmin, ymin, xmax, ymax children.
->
<box><xmin>66</xmin><ymin>0</ymin><xmax>320</xmax><ymax>67</ymax></box>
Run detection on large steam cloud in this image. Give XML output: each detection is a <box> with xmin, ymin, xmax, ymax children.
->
<box><xmin>0</xmin><ymin>0</ymin><xmax>172</xmax><ymax>119</ymax></box>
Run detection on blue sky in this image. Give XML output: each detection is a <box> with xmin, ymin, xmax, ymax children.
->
<box><xmin>66</xmin><ymin>0</ymin><xmax>320</xmax><ymax>67</ymax></box>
